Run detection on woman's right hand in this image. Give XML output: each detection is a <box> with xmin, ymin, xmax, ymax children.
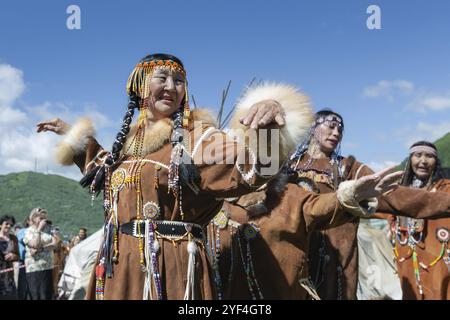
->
<box><xmin>36</xmin><ymin>118</ymin><xmax>71</xmax><ymax>135</ymax></box>
<box><xmin>4</xmin><ymin>253</ymin><xmax>15</xmax><ymax>261</ymax></box>
<box><xmin>353</xmin><ymin>166</ymin><xmax>403</xmax><ymax>201</ymax></box>
<box><xmin>37</xmin><ymin>219</ymin><xmax>48</xmax><ymax>232</ymax></box>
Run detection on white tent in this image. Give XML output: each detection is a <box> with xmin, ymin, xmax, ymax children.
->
<box><xmin>57</xmin><ymin>228</ymin><xmax>103</xmax><ymax>300</ymax></box>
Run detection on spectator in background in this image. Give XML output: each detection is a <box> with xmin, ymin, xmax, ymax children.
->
<box><xmin>51</xmin><ymin>226</ymin><xmax>69</xmax><ymax>296</ymax></box>
<box><xmin>0</xmin><ymin>215</ymin><xmax>19</xmax><ymax>300</ymax></box>
<box><xmin>69</xmin><ymin>228</ymin><xmax>87</xmax><ymax>248</ymax></box>
<box><xmin>12</xmin><ymin>224</ymin><xmax>22</xmax><ymax>288</ymax></box>
<box><xmin>23</xmin><ymin>208</ymin><xmax>57</xmax><ymax>300</ymax></box>
<box><xmin>16</xmin><ymin>217</ymin><xmax>30</xmax><ymax>300</ymax></box>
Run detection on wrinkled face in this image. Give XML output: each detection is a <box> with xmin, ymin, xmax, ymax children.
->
<box><xmin>79</xmin><ymin>229</ymin><xmax>87</xmax><ymax>240</ymax></box>
<box><xmin>147</xmin><ymin>66</ymin><xmax>186</xmax><ymax>120</ymax></box>
<box><xmin>313</xmin><ymin>117</ymin><xmax>343</xmax><ymax>155</ymax></box>
<box><xmin>0</xmin><ymin>220</ymin><xmax>13</xmax><ymax>234</ymax></box>
<box><xmin>411</xmin><ymin>151</ymin><xmax>437</xmax><ymax>181</ymax></box>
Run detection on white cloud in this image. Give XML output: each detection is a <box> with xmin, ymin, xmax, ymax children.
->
<box><xmin>4</xmin><ymin>158</ymin><xmax>34</xmax><ymax>171</ymax></box>
<box><xmin>394</xmin><ymin>121</ymin><xmax>450</xmax><ymax>148</ymax></box>
<box><xmin>408</xmin><ymin>93</ymin><xmax>450</xmax><ymax>113</ymax></box>
<box><xmin>366</xmin><ymin>160</ymin><xmax>399</xmax><ymax>172</ymax></box>
<box><xmin>416</xmin><ymin>121</ymin><xmax>450</xmax><ymax>141</ymax></box>
<box><xmin>422</xmin><ymin>96</ymin><xmax>450</xmax><ymax>110</ymax></box>
<box><xmin>84</xmin><ymin>104</ymin><xmax>117</xmax><ymax>129</ymax></box>
<box><xmin>363</xmin><ymin>80</ymin><xmax>414</xmax><ymax>101</ymax></box>
<box><xmin>27</xmin><ymin>102</ymin><xmax>117</xmax><ymax>130</ymax></box>
<box><xmin>0</xmin><ymin>64</ymin><xmax>28</xmax><ymax>127</ymax></box>
<box><xmin>0</xmin><ymin>106</ymin><xmax>28</xmax><ymax>125</ymax></box>
<box><xmin>364</xmin><ymin>79</ymin><xmax>450</xmax><ymax>113</ymax></box>
<box><xmin>0</xmin><ymin>62</ymin><xmax>114</xmax><ymax>180</ymax></box>
<box><xmin>0</xmin><ymin>64</ymin><xmax>25</xmax><ymax>107</ymax></box>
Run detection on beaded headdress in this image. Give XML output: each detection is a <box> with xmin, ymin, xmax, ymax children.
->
<box><xmin>409</xmin><ymin>145</ymin><xmax>438</xmax><ymax>157</ymax></box>
<box><xmin>290</xmin><ymin>110</ymin><xmax>344</xmax><ymax>162</ymax></box>
<box><xmin>126</xmin><ymin>54</ymin><xmax>191</xmax><ymax>128</ymax></box>
<box><xmin>315</xmin><ymin>114</ymin><xmax>344</xmax><ymax>133</ymax></box>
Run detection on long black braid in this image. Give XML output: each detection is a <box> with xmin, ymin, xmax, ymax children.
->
<box><xmin>80</xmin><ymin>93</ymin><xmax>140</xmax><ymax>193</ymax></box>
<box><xmin>171</xmin><ymin>107</ymin><xmax>201</xmax><ymax>190</ymax></box>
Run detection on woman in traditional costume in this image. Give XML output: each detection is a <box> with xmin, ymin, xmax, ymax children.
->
<box><xmin>389</xmin><ymin>141</ymin><xmax>450</xmax><ymax>299</ymax></box>
<box><xmin>290</xmin><ymin>109</ymin><xmax>374</xmax><ymax>299</ymax></box>
<box><xmin>288</xmin><ymin>110</ymin><xmax>450</xmax><ymax>300</ymax></box>
<box><xmin>36</xmin><ymin>54</ymin><xmax>311</xmax><ymax>300</ymax></box>
<box><xmin>208</xmin><ymin>104</ymin><xmax>450</xmax><ymax>300</ymax></box>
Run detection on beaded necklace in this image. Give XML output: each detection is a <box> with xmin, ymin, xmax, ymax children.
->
<box><xmin>227</xmin><ymin>226</ymin><xmax>236</xmax><ymax>293</ymax></box>
<box><xmin>236</xmin><ymin>224</ymin><xmax>263</xmax><ymax>300</ymax></box>
<box><xmin>211</xmin><ymin>224</ymin><xmax>223</xmax><ymax>300</ymax></box>
<box><xmin>391</xmin><ymin>177</ymin><xmax>450</xmax><ymax>296</ymax></box>
<box><xmin>94</xmin><ymin>58</ymin><xmax>193</xmax><ymax>300</ymax></box>
<box><xmin>209</xmin><ymin>209</ymin><xmax>230</xmax><ymax>300</ymax></box>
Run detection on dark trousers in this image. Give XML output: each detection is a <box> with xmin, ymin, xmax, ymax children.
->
<box><xmin>17</xmin><ymin>262</ymin><xmax>31</xmax><ymax>300</ymax></box>
<box><xmin>26</xmin><ymin>269</ymin><xmax>53</xmax><ymax>300</ymax></box>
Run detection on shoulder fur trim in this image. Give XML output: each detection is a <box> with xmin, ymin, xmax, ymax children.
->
<box><xmin>55</xmin><ymin>117</ymin><xmax>95</xmax><ymax>166</ymax></box>
<box><xmin>191</xmin><ymin>108</ymin><xmax>218</xmax><ymax>128</ymax></box>
<box><xmin>229</xmin><ymin>82</ymin><xmax>314</xmax><ymax>163</ymax></box>
<box><xmin>122</xmin><ymin>108</ymin><xmax>218</xmax><ymax>156</ymax></box>
<box><xmin>122</xmin><ymin>118</ymin><xmax>172</xmax><ymax>156</ymax></box>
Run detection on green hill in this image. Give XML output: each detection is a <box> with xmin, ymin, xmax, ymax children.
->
<box><xmin>0</xmin><ymin>171</ymin><xmax>104</xmax><ymax>239</ymax></box>
<box><xmin>434</xmin><ymin>132</ymin><xmax>450</xmax><ymax>168</ymax></box>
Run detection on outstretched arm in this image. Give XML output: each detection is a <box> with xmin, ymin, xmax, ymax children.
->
<box><xmin>303</xmin><ymin>166</ymin><xmax>403</xmax><ymax>230</ymax></box>
<box><xmin>378</xmin><ymin>186</ymin><xmax>450</xmax><ymax>219</ymax></box>
<box><xmin>37</xmin><ymin>117</ymin><xmax>107</xmax><ymax>174</ymax></box>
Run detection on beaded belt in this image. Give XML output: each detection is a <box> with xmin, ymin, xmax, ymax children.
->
<box><xmin>120</xmin><ymin>220</ymin><xmax>204</xmax><ymax>242</ymax></box>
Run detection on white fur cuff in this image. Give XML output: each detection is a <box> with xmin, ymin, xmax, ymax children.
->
<box><xmin>336</xmin><ymin>180</ymin><xmax>378</xmax><ymax>217</ymax></box>
<box><xmin>55</xmin><ymin>118</ymin><xmax>95</xmax><ymax>166</ymax></box>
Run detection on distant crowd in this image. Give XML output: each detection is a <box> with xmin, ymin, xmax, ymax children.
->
<box><xmin>0</xmin><ymin>208</ymin><xmax>87</xmax><ymax>300</ymax></box>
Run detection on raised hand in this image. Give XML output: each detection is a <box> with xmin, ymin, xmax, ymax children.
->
<box><xmin>36</xmin><ymin>118</ymin><xmax>71</xmax><ymax>135</ymax></box>
<box><xmin>239</xmin><ymin>99</ymin><xmax>285</xmax><ymax>129</ymax></box>
<box><xmin>353</xmin><ymin>165</ymin><xmax>404</xmax><ymax>201</ymax></box>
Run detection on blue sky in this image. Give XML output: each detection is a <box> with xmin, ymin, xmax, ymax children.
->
<box><xmin>1</xmin><ymin>0</ymin><xmax>450</xmax><ymax>179</ymax></box>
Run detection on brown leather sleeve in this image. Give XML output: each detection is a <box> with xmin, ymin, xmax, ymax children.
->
<box><xmin>347</xmin><ymin>160</ymin><xmax>375</xmax><ymax>180</ymax></box>
<box><xmin>378</xmin><ymin>185</ymin><xmax>450</xmax><ymax>219</ymax></box>
<box><xmin>192</xmin><ymin>128</ymin><xmax>275</xmax><ymax>198</ymax></box>
<box><xmin>72</xmin><ymin>137</ymin><xmax>106</xmax><ymax>174</ymax></box>
<box><xmin>282</xmin><ymin>185</ymin><xmax>353</xmax><ymax>231</ymax></box>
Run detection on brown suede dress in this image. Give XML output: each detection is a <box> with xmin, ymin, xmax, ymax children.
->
<box><xmin>65</xmin><ymin>111</ymin><xmax>276</xmax><ymax>300</ymax></box>
<box><xmin>390</xmin><ymin>179</ymin><xmax>450</xmax><ymax>300</ymax></box>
